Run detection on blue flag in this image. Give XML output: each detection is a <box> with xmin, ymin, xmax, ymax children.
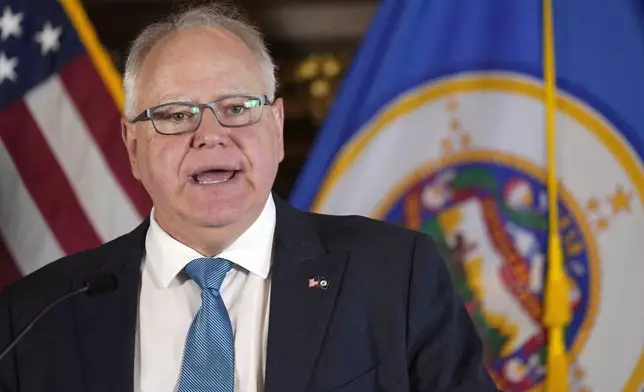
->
<box><xmin>290</xmin><ymin>1</ymin><xmax>644</xmax><ymax>391</ymax></box>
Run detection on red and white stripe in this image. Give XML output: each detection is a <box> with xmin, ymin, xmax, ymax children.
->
<box><xmin>0</xmin><ymin>54</ymin><xmax>151</xmax><ymax>288</ymax></box>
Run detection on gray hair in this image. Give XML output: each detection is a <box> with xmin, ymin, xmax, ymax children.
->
<box><xmin>122</xmin><ymin>3</ymin><xmax>277</xmax><ymax>119</ymax></box>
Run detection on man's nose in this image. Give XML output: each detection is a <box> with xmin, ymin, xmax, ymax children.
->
<box><xmin>192</xmin><ymin>108</ymin><xmax>230</xmax><ymax>148</ymax></box>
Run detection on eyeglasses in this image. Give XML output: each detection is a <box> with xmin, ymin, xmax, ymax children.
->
<box><xmin>130</xmin><ymin>94</ymin><xmax>272</xmax><ymax>135</ymax></box>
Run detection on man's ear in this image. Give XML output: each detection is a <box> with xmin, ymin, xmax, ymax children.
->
<box><xmin>270</xmin><ymin>97</ymin><xmax>285</xmax><ymax>163</ymax></box>
<box><xmin>121</xmin><ymin>118</ymin><xmax>141</xmax><ymax>180</ymax></box>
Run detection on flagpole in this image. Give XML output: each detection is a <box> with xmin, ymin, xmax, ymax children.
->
<box><xmin>59</xmin><ymin>0</ymin><xmax>125</xmax><ymax>114</ymax></box>
<box><xmin>542</xmin><ymin>0</ymin><xmax>571</xmax><ymax>391</ymax></box>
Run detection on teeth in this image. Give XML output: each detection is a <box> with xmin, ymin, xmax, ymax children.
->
<box><xmin>191</xmin><ymin>171</ymin><xmax>234</xmax><ymax>185</ymax></box>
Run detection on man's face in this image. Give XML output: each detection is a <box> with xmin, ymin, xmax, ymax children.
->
<box><xmin>122</xmin><ymin>26</ymin><xmax>284</xmax><ymax>235</ymax></box>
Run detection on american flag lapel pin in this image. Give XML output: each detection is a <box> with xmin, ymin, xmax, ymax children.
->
<box><xmin>308</xmin><ymin>276</ymin><xmax>328</xmax><ymax>290</ymax></box>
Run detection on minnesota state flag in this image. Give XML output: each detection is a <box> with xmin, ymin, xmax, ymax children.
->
<box><xmin>290</xmin><ymin>0</ymin><xmax>644</xmax><ymax>391</ymax></box>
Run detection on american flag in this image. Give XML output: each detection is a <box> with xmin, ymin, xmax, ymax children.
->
<box><xmin>0</xmin><ymin>0</ymin><xmax>150</xmax><ymax>289</ymax></box>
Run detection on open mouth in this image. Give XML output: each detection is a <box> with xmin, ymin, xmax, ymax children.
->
<box><xmin>190</xmin><ymin>169</ymin><xmax>237</xmax><ymax>185</ymax></box>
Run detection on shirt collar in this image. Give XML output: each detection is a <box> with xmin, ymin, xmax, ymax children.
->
<box><xmin>144</xmin><ymin>194</ymin><xmax>276</xmax><ymax>289</ymax></box>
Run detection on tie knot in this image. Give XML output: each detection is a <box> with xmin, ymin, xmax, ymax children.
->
<box><xmin>185</xmin><ymin>257</ymin><xmax>231</xmax><ymax>290</ymax></box>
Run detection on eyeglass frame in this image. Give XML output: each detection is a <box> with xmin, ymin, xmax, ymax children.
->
<box><xmin>129</xmin><ymin>93</ymin><xmax>274</xmax><ymax>135</ymax></box>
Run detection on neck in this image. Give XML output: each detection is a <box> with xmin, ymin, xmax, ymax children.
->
<box><xmin>154</xmin><ymin>208</ymin><xmax>261</xmax><ymax>257</ymax></box>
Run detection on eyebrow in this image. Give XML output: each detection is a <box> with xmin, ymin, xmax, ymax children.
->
<box><xmin>156</xmin><ymin>94</ymin><xmax>194</xmax><ymax>104</ymax></box>
<box><xmin>156</xmin><ymin>89</ymin><xmax>257</xmax><ymax>105</ymax></box>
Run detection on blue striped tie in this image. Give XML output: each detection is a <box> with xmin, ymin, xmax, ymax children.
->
<box><xmin>178</xmin><ymin>257</ymin><xmax>234</xmax><ymax>392</ymax></box>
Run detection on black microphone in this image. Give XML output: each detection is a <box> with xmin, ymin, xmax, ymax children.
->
<box><xmin>0</xmin><ymin>273</ymin><xmax>117</xmax><ymax>361</ymax></box>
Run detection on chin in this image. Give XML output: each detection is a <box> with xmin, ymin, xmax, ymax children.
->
<box><xmin>184</xmin><ymin>199</ymin><xmax>249</xmax><ymax>229</ymax></box>
<box><xmin>194</xmin><ymin>210</ymin><xmax>244</xmax><ymax>228</ymax></box>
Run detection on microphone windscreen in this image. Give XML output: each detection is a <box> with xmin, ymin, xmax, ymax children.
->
<box><xmin>85</xmin><ymin>273</ymin><xmax>117</xmax><ymax>296</ymax></box>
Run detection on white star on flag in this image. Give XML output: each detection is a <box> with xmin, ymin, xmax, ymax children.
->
<box><xmin>35</xmin><ymin>22</ymin><xmax>62</xmax><ymax>55</ymax></box>
<box><xmin>0</xmin><ymin>51</ymin><xmax>18</xmax><ymax>84</ymax></box>
<box><xmin>0</xmin><ymin>6</ymin><xmax>23</xmax><ymax>41</ymax></box>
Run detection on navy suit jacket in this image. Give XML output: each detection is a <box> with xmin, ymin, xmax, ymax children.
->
<box><xmin>0</xmin><ymin>196</ymin><xmax>500</xmax><ymax>391</ymax></box>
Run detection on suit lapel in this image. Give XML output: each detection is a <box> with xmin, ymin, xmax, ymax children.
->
<box><xmin>73</xmin><ymin>220</ymin><xmax>148</xmax><ymax>392</ymax></box>
<box><xmin>264</xmin><ymin>198</ymin><xmax>348</xmax><ymax>392</ymax></box>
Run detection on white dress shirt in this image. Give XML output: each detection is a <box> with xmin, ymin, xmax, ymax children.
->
<box><xmin>134</xmin><ymin>195</ymin><xmax>276</xmax><ymax>392</ymax></box>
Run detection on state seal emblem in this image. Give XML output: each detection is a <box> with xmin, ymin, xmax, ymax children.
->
<box><xmin>312</xmin><ymin>73</ymin><xmax>644</xmax><ymax>392</ymax></box>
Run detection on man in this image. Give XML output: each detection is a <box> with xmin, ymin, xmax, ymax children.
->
<box><xmin>0</xmin><ymin>4</ymin><xmax>500</xmax><ymax>392</ymax></box>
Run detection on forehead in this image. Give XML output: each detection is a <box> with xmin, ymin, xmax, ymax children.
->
<box><xmin>137</xmin><ymin>26</ymin><xmax>265</xmax><ymax>103</ymax></box>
